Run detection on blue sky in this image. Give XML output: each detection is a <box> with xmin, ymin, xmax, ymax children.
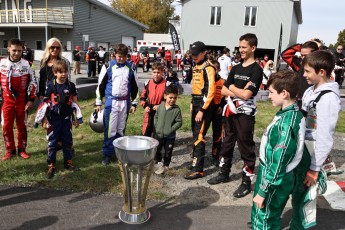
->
<box><xmin>98</xmin><ymin>0</ymin><xmax>344</xmax><ymax>46</ymax></box>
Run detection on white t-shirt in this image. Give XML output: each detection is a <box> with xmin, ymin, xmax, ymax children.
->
<box><xmin>218</xmin><ymin>55</ymin><xmax>232</xmax><ymax>80</ymax></box>
<box><xmin>175</xmin><ymin>53</ymin><xmax>183</xmax><ymax>60</ymax></box>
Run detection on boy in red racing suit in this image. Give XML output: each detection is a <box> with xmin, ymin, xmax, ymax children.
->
<box><xmin>0</xmin><ymin>38</ymin><xmax>37</xmax><ymax>160</ymax></box>
<box><xmin>140</xmin><ymin>62</ymin><xmax>169</xmax><ymax>137</ymax></box>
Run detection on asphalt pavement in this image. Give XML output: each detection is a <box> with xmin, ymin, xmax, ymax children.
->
<box><xmin>1</xmin><ymin>184</ymin><xmax>345</xmax><ymax>230</ymax></box>
<box><xmin>2</xmin><ymin>62</ymin><xmax>341</xmax><ymax>229</ymax></box>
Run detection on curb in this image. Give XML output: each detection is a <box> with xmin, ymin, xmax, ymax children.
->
<box><xmin>322</xmin><ymin>181</ymin><xmax>345</xmax><ymax>211</ymax></box>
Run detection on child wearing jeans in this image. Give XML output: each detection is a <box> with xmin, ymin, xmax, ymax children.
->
<box><xmin>153</xmin><ymin>84</ymin><xmax>182</xmax><ymax>174</ymax></box>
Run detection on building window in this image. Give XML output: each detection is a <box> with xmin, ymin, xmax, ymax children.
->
<box><xmin>210</xmin><ymin>6</ymin><xmax>221</xmax><ymax>25</ymax></box>
<box><xmin>3</xmin><ymin>40</ymin><xmax>8</xmax><ymax>48</ymax></box>
<box><xmin>36</xmin><ymin>41</ymin><xmax>42</xmax><ymax>50</ymax></box>
<box><xmin>244</xmin><ymin>6</ymin><xmax>257</xmax><ymax>27</ymax></box>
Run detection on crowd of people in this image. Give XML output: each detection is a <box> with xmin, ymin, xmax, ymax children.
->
<box><xmin>0</xmin><ymin>33</ymin><xmax>343</xmax><ymax>230</ymax></box>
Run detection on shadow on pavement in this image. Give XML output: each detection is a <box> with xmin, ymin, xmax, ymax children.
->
<box><xmin>89</xmin><ymin>186</ymin><xmax>220</xmax><ymax>230</ymax></box>
<box><xmin>10</xmin><ymin>216</ymin><xmax>59</xmax><ymax>230</ymax></box>
<box><xmin>281</xmin><ymin>208</ymin><xmax>345</xmax><ymax>230</ymax></box>
<box><xmin>0</xmin><ymin>186</ymin><xmax>70</xmax><ymax>208</ymax></box>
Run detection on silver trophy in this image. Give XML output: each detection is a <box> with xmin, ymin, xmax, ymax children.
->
<box><xmin>113</xmin><ymin>136</ymin><xmax>159</xmax><ymax>224</ymax></box>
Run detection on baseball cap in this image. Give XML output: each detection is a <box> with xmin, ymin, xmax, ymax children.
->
<box><xmin>190</xmin><ymin>41</ymin><xmax>206</xmax><ymax>56</ymax></box>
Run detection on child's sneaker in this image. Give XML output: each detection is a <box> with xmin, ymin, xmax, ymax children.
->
<box><xmin>1</xmin><ymin>150</ymin><xmax>16</xmax><ymax>161</ymax></box>
<box><xmin>64</xmin><ymin>160</ymin><xmax>80</xmax><ymax>171</ymax></box>
<box><xmin>102</xmin><ymin>156</ymin><xmax>111</xmax><ymax>166</ymax></box>
<box><xmin>155</xmin><ymin>162</ymin><xmax>164</xmax><ymax>174</ymax></box>
<box><xmin>47</xmin><ymin>164</ymin><xmax>56</xmax><ymax>179</ymax></box>
<box><xmin>18</xmin><ymin>149</ymin><xmax>30</xmax><ymax>159</ymax></box>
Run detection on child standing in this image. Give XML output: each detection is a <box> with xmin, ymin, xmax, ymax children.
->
<box><xmin>0</xmin><ymin>38</ymin><xmax>36</xmax><ymax>161</ymax></box>
<box><xmin>153</xmin><ymin>84</ymin><xmax>182</xmax><ymax>174</ymax></box>
<box><xmin>184</xmin><ymin>41</ymin><xmax>216</xmax><ymax>180</ymax></box>
<box><xmin>251</xmin><ymin>70</ymin><xmax>305</xmax><ymax>229</ymax></box>
<box><xmin>95</xmin><ymin>43</ymin><xmax>138</xmax><ymax>165</ymax></box>
<box><xmin>290</xmin><ymin>50</ymin><xmax>341</xmax><ymax>229</ymax></box>
<box><xmin>207</xmin><ymin>34</ymin><xmax>263</xmax><ymax>199</ymax></box>
<box><xmin>42</xmin><ymin>60</ymin><xmax>81</xmax><ymax>179</ymax></box>
<box><xmin>140</xmin><ymin>62</ymin><xmax>168</xmax><ymax>137</ymax></box>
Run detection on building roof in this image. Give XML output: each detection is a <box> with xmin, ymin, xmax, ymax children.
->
<box><xmin>89</xmin><ymin>0</ymin><xmax>149</xmax><ymax>30</ymax></box>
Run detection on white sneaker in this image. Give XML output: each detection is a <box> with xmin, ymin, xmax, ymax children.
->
<box><xmin>155</xmin><ymin>162</ymin><xmax>165</xmax><ymax>175</ymax></box>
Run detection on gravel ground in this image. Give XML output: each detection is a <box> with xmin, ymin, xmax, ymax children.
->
<box><xmin>148</xmin><ymin>131</ymin><xmax>345</xmax><ymax>207</ymax></box>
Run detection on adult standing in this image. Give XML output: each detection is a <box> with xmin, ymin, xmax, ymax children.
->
<box><xmin>97</xmin><ymin>46</ymin><xmax>106</xmax><ymax>74</ymax></box>
<box><xmin>86</xmin><ymin>47</ymin><xmax>97</xmax><ymax>77</ymax></box>
<box><xmin>175</xmin><ymin>49</ymin><xmax>183</xmax><ymax>72</ymax></box>
<box><xmin>141</xmin><ymin>48</ymin><xmax>150</xmax><ymax>72</ymax></box>
<box><xmin>181</xmin><ymin>53</ymin><xmax>193</xmax><ymax>83</ymax></box>
<box><xmin>131</xmin><ymin>46</ymin><xmax>141</xmax><ymax>72</ymax></box>
<box><xmin>160</xmin><ymin>47</ymin><xmax>166</xmax><ymax>60</ymax></box>
<box><xmin>37</xmin><ymin>37</ymin><xmax>71</xmax><ymax>100</ymax></box>
<box><xmin>334</xmin><ymin>45</ymin><xmax>345</xmax><ymax>88</ymax></box>
<box><xmin>0</xmin><ymin>38</ymin><xmax>37</xmax><ymax>161</ymax></box>
<box><xmin>72</xmin><ymin>46</ymin><xmax>81</xmax><ymax>75</ymax></box>
<box><xmin>260</xmin><ymin>54</ymin><xmax>269</xmax><ymax>69</ymax></box>
<box><xmin>218</xmin><ymin>47</ymin><xmax>232</xmax><ymax>80</ymax></box>
<box><xmin>22</xmin><ymin>43</ymin><xmax>34</xmax><ymax>66</ymax></box>
<box><xmin>165</xmin><ymin>49</ymin><xmax>172</xmax><ymax>68</ymax></box>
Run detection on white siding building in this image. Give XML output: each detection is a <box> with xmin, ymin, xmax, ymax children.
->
<box><xmin>179</xmin><ymin>0</ymin><xmax>302</xmax><ymax>60</ymax></box>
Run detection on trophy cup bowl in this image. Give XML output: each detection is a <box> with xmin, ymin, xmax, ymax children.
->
<box><xmin>113</xmin><ymin>136</ymin><xmax>159</xmax><ymax>224</ymax></box>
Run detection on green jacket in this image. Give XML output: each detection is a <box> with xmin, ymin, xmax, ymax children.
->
<box><xmin>258</xmin><ymin>104</ymin><xmax>305</xmax><ymax>198</ymax></box>
<box><xmin>154</xmin><ymin>102</ymin><xmax>182</xmax><ymax>138</ymax></box>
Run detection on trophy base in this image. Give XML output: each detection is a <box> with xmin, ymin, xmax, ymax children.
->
<box><xmin>118</xmin><ymin>209</ymin><xmax>151</xmax><ymax>224</ymax></box>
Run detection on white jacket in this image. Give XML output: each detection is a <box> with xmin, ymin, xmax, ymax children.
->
<box><xmin>301</xmin><ymin>81</ymin><xmax>341</xmax><ymax>171</ymax></box>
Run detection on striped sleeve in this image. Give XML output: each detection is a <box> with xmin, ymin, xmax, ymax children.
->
<box><xmin>258</xmin><ymin>112</ymin><xmax>300</xmax><ymax>198</ymax></box>
<box><xmin>201</xmin><ymin>66</ymin><xmax>215</xmax><ymax>111</ymax></box>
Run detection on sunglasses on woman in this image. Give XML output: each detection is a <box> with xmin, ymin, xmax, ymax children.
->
<box><xmin>50</xmin><ymin>46</ymin><xmax>61</xmax><ymax>50</ymax></box>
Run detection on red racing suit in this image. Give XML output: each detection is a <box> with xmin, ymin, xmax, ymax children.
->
<box><xmin>0</xmin><ymin>57</ymin><xmax>36</xmax><ymax>153</ymax></box>
<box><xmin>140</xmin><ymin>78</ymin><xmax>168</xmax><ymax>136</ymax></box>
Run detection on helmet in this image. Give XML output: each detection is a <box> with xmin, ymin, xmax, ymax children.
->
<box><xmin>89</xmin><ymin>109</ymin><xmax>104</xmax><ymax>133</ymax></box>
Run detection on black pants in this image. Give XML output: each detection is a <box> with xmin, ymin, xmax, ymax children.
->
<box><xmin>143</xmin><ymin>110</ymin><xmax>156</xmax><ymax>137</ymax></box>
<box><xmin>220</xmin><ymin>114</ymin><xmax>256</xmax><ymax>182</ymax></box>
<box><xmin>88</xmin><ymin>61</ymin><xmax>96</xmax><ymax>77</ymax></box>
<box><xmin>191</xmin><ymin>98</ymin><xmax>214</xmax><ymax>172</ymax></box>
<box><xmin>335</xmin><ymin>69</ymin><xmax>344</xmax><ymax>87</ymax></box>
<box><xmin>154</xmin><ymin>136</ymin><xmax>175</xmax><ymax>166</ymax></box>
<box><xmin>97</xmin><ymin>61</ymin><xmax>104</xmax><ymax>74</ymax></box>
<box><xmin>211</xmin><ymin>106</ymin><xmax>223</xmax><ymax>160</ymax></box>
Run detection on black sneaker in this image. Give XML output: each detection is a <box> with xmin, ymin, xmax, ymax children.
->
<box><xmin>102</xmin><ymin>156</ymin><xmax>111</xmax><ymax>166</ymax></box>
<box><xmin>233</xmin><ymin>182</ymin><xmax>251</xmax><ymax>198</ymax></box>
<box><xmin>212</xmin><ymin>158</ymin><xmax>220</xmax><ymax>167</ymax></box>
<box><xmin>64</xmin><ymin>160</ymin><xmax>80</xmax><ymax>171</ymax></box>
<box><xmin>207</xmin><ymin>173</ymin><xmax>230</xmax><ymax>185</ymax></box>
<box><xmin>47</xmin><ymin>164</ymin><xmax>56</xmax><ymax>179</ymax></box>
<box><xmin>184</xmin><ymin>171</ymin><xmax>204</xmax><ymax>180</ymax></box>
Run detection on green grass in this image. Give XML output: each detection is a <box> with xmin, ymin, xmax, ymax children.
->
<box><xmin>0</xmin><ymin>96</ymin><xmax>344</xmax><ymax>197</ymax></box>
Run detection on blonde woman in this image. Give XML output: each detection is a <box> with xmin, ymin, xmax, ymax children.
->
<box><xmin>37</xmin><ymin>37</ymin><xmax>71</xmax><ymax>100</ymax></box>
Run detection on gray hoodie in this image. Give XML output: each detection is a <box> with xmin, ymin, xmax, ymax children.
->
<box><xmin>301</xmin><ymin>81</ymin><xmax>341</xmax><ymax>171</ymax></box>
